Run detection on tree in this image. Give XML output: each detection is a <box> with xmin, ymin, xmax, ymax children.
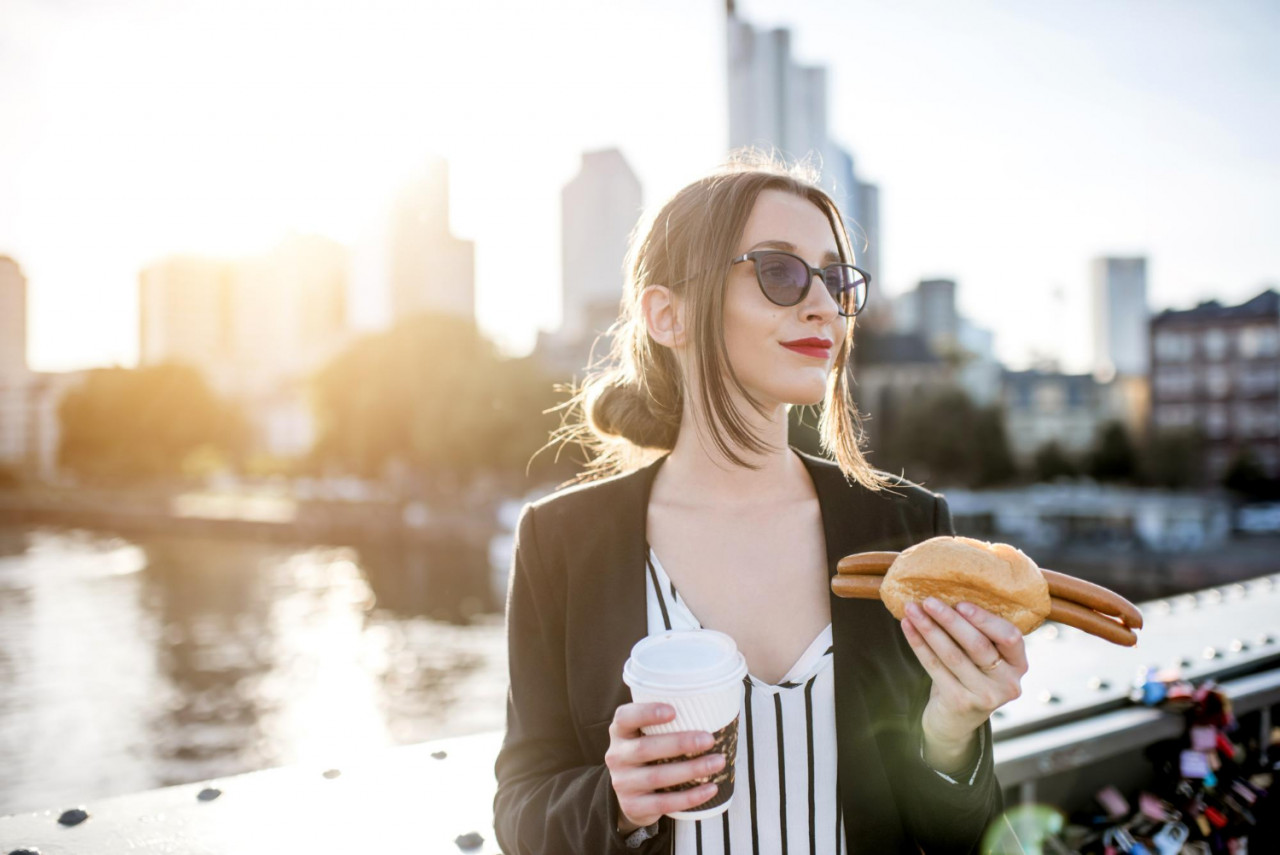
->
<box><xmin>867</xmin><ymin>386</ymin><xmax>1017</xmax><ymax>488</ymax></box>
<box><xmin>1140</xmin><ymin>428</ymin><xmax>1203</xmax><ymax>489</ymax></box>
<box><xmin>1222</xmin><ymin>447</ymin><xmax>1280</xmax><ymax>501</ymax></box>
<box><xmin>972</xmin><ymin>406</ymin><xmax>1019</xmax><ymax>487</ymax></box>
<box><xmin>1086</xmin><ymin>420</ymin><xmax>1139</xmax><ymax>483</ymax></box>
<box><xmin>58</xmin><ymin>363</ymin><xmax>248</xmax><ymax>485</ymax></box>
<box><xmin>310</xmin><ymin>312</ymin><xmax>562</xmax><ymax>491</ymax></box>
<box><xmin>1033</xmin><ymin>440</ymin><xmax>1078</xmax><ymax>482</ymax></box>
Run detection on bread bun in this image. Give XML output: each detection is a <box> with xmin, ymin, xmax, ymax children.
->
<box><xmin>880</xmin><ymin>535</ymin><xmax>1052</xmax><ymax>634</ymax></box>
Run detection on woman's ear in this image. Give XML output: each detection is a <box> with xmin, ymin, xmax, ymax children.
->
<box><xmin>640</xmin><ymin>285</ymin><xmax>687</xmax><ymax>350</ymax></box>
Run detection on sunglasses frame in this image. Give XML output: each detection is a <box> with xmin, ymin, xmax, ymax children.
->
<box><xmin>731</xmin><ymin>250</ymin><xmax>871</xmax><ymax>317</ymax></box>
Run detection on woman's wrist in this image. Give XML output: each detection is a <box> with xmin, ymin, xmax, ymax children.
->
<box><xmin>921</xmin><ymin>727</ymin><xmax>979</xmax><ymax>776</ymax></box>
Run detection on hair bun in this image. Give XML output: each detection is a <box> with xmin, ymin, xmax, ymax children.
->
<box><xmin>589</xmin><ymin>376</ymin><xmax>678</xmax><ymax>451</ymax></box>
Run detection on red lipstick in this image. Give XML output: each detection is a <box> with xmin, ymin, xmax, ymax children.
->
<box><xmin>781</xmin><ymin>337</ymin><xmax>833</xmax><ymax>359</ymax></box>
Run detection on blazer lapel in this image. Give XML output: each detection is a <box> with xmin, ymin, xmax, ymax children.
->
<box><xmin>565</xmin><ymin>452</ymin><xmax>671</xmax><ymax>744</ymax></box>
<box><xmin>567</xmin><ymin>447</ymin><xmax>911</xmax><ymax>848</ymax></box>
<box><xmin>798</xmin><ymin>449</ymin><xmax>911</xmax><ymax>847</ymax></box>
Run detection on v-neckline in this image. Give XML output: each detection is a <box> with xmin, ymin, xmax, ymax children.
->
<box><xmin>646</xmin><ymin>543</ymin><xmax>832</xmax><ymax>688</ymax></box>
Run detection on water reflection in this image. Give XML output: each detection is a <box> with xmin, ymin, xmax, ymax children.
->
<box><xmin>0</xmin><ymin>526</ymin><xmax>509</xmax><ymax>816</ymax></box>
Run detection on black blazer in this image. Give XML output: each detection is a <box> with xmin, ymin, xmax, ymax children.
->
<box><xmin>493</xmin><ymin>447</ymin><xmax>1004</xmax><ymax>854</ymax></box>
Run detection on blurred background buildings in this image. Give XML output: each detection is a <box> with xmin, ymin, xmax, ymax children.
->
<box><xmin>1</xmin><ymin>1</ymin><xmax>1279</xmax><ymax>843</ymax></box>
<box><xmin>0</xmin><ymin>5</ymin><xmax>1276</xmax><ymax>498</ymax></box>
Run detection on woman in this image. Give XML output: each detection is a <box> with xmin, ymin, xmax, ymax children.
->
<box><xmin>493</xmin><ymin>153</ymin><xmax>1024</xmax><ymax>854</ymax></box>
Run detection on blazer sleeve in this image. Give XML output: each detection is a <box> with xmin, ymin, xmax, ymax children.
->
<box><xmin>492</xmin><ymin>503</ymin><xmax>672</xmax><ymax>855</ymax></box>
<box><xmin>881</xmin><ymin>492</ymin><xmax>1006</xmax><ymax>854</ymax></box>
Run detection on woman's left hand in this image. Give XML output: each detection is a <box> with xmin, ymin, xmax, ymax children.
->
<box><xmin>900</xmin><ymin>597</ymin><xmax>1028</xmax><ymax>746</ymax></box>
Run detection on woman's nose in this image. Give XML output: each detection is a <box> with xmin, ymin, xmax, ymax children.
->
<box><xmin>803</xmin><ymin>273</ymin><xmax>840</xmax><ymax>319</ymax></box>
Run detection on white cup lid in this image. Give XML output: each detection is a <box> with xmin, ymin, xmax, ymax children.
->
<box><xmin>623</xmin><ymin>629</ymin><xmax>747</xmax><ymax>694</ymax></box>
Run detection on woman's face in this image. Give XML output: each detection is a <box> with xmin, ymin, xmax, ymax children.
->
<box><xmin>721</xmin><ymin>188</ymin><xmax>848</xmax><ymax>410</ymax></box>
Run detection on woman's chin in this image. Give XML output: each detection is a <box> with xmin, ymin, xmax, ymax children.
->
<box><xmin>780</xmin><ymin>383</ymin><xmax>827</xmax><ymax>408</ymax></box>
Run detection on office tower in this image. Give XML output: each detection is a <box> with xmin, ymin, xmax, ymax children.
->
<box><xmin>139</xmin><ymin>255</ymin><xmax>239</xmax><ymax>393</ymax></box>
<box><xmin>0</xmin><ymin>257</ymin><xmax>26</xmax><ymax>380</ymax></box>
<box><xmin>0</xmin><ymin>257</ymin><xmax>26</xmax><ymax>381</ymax></box>
<box><xmin>141</xmin><ymin>238</ymin><xmax>347</xmax><ymax>394</ymax></box>
<box><xmin>230</xmin><ymin>234</ymin><xmax>349</xmax><ymax>397</ymax></box>
<box><xmin>855</xmin><ymin>180</ymin><xmax>880</xmax><ymax>289</ymax></box>
<box><xmin>139</xmin><ymin>237</ymin><xmax>350</xmax><ymax>454</ymax></box>
<box><xmin>389</xmin><ymin>156</ymin><xmax>476</xmax><ymax>324</ymax></box>
<box><xmin>726</xmin><ymin>12</ymin><xmax>878</xmax><ymax>281</ymax></box>
<box><xmin>917</xmin><ymin>279</ymin><xmax>960</xmax><ymax>351</ymax></box>
<box><xmin>0</xmin><ymin>257</ymin><xmax>30</xmax><ymax>465</ymax></box>
<box><xmin>1092</xmin><ymin>256</ymin><xmax>1149</xmax><ymax>379</ymax></box>
<box><xmin>560</xmin><ymin>149</ymin><xmax>642</xmax><ymax>344</ymax></box>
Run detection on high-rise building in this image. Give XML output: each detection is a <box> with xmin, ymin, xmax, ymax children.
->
<box><xmin>139</xmin><ymin>236</ymin><xmax>350</xmax><ymax>455</ymax></box>
<box><xmin>0</xmin><ymin>257</ymin><xmax>27</xmax><ymax>381</ymax></box>
<box><xmin>230</xmin><ymin>234</ymin><xmax>349</xmax><ymax>399</ymax></box>
<box><xmin>855</xmin><ymin>180</ymin><xmax>880</xmax><ymax>290</ymax></box>
<box><xmin>389</xmin><ymin>157</ymin><xmax>475</xmax><ymax>324</ymax></box>
<box><xmin>917</xmin><ymin>279</ymin><xmax>960</xmax><ymax>352</ymax></box>
<box><xmin>139</xmin><ymin>255</ymin><xmax>238</xmax><ymax>393</ymax></box>
<box><xmin>1092</xmin><ymin>256</ymin><xmax>1149</xmax><ymax>379</ymax></box>
<box><xmin>891</xmin><ymin>279</ymin><xmax>960</xmax><ymax>352</ymax></box>
<box><xmin>0</xmin><ymin>257</ymin><xmax>30</xmax><ymax>467</ymax></box>
<box><xmin>1150</xmin><ymin>289</ymin><xmax>1280</xmax><ymax>480</ymax></box>
<box><xmin>560</xmin><ymin>149</ymin><xmax>643</xmax><ymax>345</ymax></box>
<box><xmin>726</xmin><ymin>13</ymin><xmax>879</xmax><ymax>283</ymax></box>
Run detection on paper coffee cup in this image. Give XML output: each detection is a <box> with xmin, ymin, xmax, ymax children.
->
<box><xmin>622</xmin><ymin>629</ymin><xmax>746</xmax><ymax>820</ymax></box>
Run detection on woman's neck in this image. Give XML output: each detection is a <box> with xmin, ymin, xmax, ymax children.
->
<box><xmin>652</xmin><ymin>410</ymin><xmax>811</xmax><ymax>509</ymax></box>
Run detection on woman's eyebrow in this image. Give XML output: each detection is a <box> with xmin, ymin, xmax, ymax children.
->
<box><xmin>746</xmin><ymin>240</ymin><xmax>842</xmax><ymax>266</ymax></box>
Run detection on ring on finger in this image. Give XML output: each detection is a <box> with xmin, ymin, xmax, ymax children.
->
<box><xmin>979</xmin><ymin>657</ymin><xmax>1003</xmax><ymax>673</ymax></box>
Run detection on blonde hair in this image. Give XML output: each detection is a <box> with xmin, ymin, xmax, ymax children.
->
<box><xmin>543</xmin><ymin>150</ymin><xmax>893</xmax><ymax>492</ymax></box>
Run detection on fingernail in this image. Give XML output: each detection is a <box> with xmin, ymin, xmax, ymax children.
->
<box><xmin>699</xmin><ymin>733</ymin><xmax>714</xmax><ymax>749</ymax></box>
<box><xmin>957</xmin><ymin>602</ymin><xmax>975</xmax><ymax>617</ymax></box>
<box><xmin>924</xmin><ymin>597</ymin><xmax>943</xmax><ymax>612</ymax></box>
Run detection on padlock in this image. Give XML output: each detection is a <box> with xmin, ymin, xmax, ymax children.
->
<box><xmin>1230</xmin><ymin>780</ymin><xmax>1257</xmax><ymax>805</ymax></box>
<box><xmin>1150</xmin><ymin>821</ymin><xmax>1189</xmax><ymax>855</ymax></box>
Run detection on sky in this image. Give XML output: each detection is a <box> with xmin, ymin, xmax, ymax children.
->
<box><xmin>2</xmin><ymin>0</ymin><xmax>1278</xmax><ymax>374</ymax></box>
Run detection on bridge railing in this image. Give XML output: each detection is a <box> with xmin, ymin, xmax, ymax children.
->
<box><xmin>3</xmin><ymin>574</ymin><xmax>1278</xmax><ymax>853</ymax></box>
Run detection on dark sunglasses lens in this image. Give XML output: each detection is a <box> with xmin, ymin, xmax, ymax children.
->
<box><xmin>756</xmin><ymin>253</ymin><xmax>808</xmax><ymax>305</ymax></box>
<box><xmin>825</xmin><ymin>266</ymin><xmax>868</xmax><ymax>316</ymax></box>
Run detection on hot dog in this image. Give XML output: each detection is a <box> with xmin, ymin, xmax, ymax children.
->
<box><xmin>835</xmin><ymin>552</ymin><xmax>898</xmax><ymax>576</ymax></box>
<box><xmin>832</xmin><ymin>536</ymin><xmax>1143</xmax><ymax>647</ymax></box>
<box><xmin>1048</xmin><ymin>598</ymin><xmax>1138</xmax><ymax>647</ymax></box>
<box><xmin>1041</xmin><ymin>568</ymin><xmax>1143</xmax><ymax>630</ymax></box>
<box><xmin>831</xmin><ymin>574</ymin><xmax>883</xmax><ymax>599</ymax></box>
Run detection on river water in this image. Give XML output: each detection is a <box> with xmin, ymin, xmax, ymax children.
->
<box><xmin>0</xmin><ymin>525</ymin><xmax>512</xmax><ymax>816</ymax></box>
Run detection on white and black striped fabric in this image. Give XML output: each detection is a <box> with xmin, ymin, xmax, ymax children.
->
<box><xmin>642</xmin><ymin>544</ymin><xmax>985</xmax><ymax>854</ymax></box>
<box><xmin>644</xmin><ymin>545</ymin><xmax>846</xmax><ymax>855</ymax></box>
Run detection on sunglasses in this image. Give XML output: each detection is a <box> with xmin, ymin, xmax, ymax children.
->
<box><xmin>731</xmin><ymin>250</ymin><xmax>870</xmax><ymax>317</ymax></box>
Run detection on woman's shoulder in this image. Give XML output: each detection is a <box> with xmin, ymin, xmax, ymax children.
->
<box><xmin>794</xmin><ymin>448</ymin><xmax>946</xmax><ymax>511</ymax></box>
<box><xmin>518</xmin><ymin>460</ymin><xmax>653</xmax><ymax>534</ymax></box>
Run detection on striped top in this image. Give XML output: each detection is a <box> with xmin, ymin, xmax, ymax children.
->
<box><xmin>642</xmin><ymin>544</ymin><xmax>984</xmax><ymax>855</ymax></box>
<box><xmin>645</xmin><ymin>545</ymin><xmax>844</xmax><ymax>855</ymax></box>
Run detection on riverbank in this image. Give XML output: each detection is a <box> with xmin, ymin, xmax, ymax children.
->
<box><xmin>0</xmin><ymin>479</ymin><xmax>529</xmax><ymax>548</ymax></box>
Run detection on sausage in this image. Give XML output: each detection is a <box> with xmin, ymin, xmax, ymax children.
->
<box><xmin>1042</xmin><ymin>568</ymin><xmax>1144</xmax><ymax>630</ymax></box>
<box><xmin>1048</xmin><ymin>597</ymin><xmax>1138</xmax><ymax>647</ymax></box>
<box><xmin>831</xmin><ymin>574</ymin><xmax>884</xmax><ymax>600</ymax></box>
<box><xmin>835</xmin><ymin>552</ymin><xmax>899</xmax><ymax>576</ymax></box>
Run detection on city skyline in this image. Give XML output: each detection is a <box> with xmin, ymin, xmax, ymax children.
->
<box><xmin>2</xmin><ymin>0</ymin><xmax>1277</xmax><ymax>374</ymax></box>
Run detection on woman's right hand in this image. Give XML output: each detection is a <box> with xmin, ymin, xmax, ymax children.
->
<box><xmin>605</xmin><ymin>702</ymin><xmax>726</xmax><ymax>833</ymax></box>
